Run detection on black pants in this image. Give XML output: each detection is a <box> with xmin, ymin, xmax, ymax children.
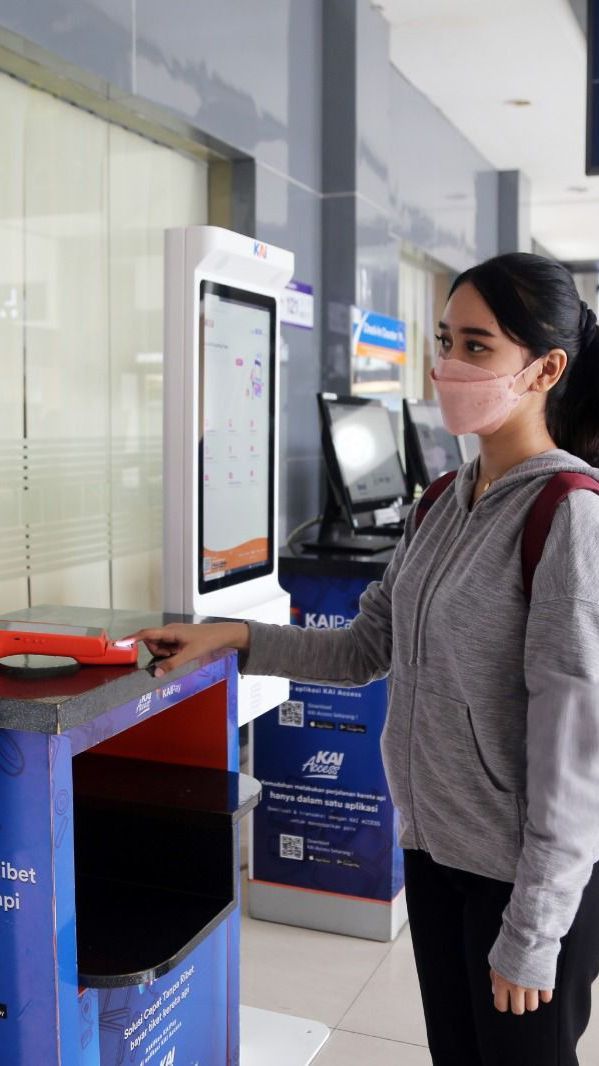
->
<box><xmin>403</xmin><ymin>849</ymin><xmax>599</xmax><ymax>1066</ymax></box>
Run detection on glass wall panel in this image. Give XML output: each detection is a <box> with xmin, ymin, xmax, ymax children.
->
<box><xmin>109</xmin><ymin>127</ymin><xmax>208</xmax><ymax>610</ymax></box>
<box><xmin>24</xmin><ymin>88</ymin><xmax>111</xmax><ymax>608</ymax></box>
<box><xmin>0</xmin><ymin>74</ymin><xmax>27</xmax><ymax>612</ymax></box>
<box><xmin>0</xmin><ymin>74</ymin><xmax>26</xmax><ymax>441</ymax></box>
<box><xmin>0</xmin><ymin>71</ymin><xmax>208</xmax><ymax>616</ymax></box>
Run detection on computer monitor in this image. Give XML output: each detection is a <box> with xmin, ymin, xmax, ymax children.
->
<box><xmin>198</xmin><ymin>279</ymin><xmax>276</xmax><ymax>594</ymax></box>
<box><xmin>403</xmin><ymin>398</ymin><xmax>463</xmax><ymax>492</ymax></box>
<box><xmin>318</xmin><ymin>393</ymin><xmax>408</xmax><ymax>530</ymax></box>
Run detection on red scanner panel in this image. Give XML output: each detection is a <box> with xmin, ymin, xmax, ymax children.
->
<box><xmin>0</xmin><ymin>621</ymin><xmax>138</xmax><ymax>666</ymax></box>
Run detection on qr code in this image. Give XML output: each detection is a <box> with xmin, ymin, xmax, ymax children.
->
<box><xmin>279</xmin><ymin>834</ymin><xmax>304</xmax><ymax>861</ymax></box>
<box><xmin>278</xmin><ymin>700</ymin><xmax>304</xmax><ymax>727</ymax></box>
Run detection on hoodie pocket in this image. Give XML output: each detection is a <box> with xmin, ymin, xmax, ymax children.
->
<box><xmin>409</xmin><ymin>689</ymin><xmax>523</xmax><ymax>878</ymax></box>
<box><xmin>380</xmin><ymin>676</ymin><xmax>413</xmax><ymax>814</ymax></box>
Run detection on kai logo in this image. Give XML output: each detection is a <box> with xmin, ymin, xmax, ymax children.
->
<box><xmin>135</xmin><ymin>692</ymin><xmax>152</xmax><ymax>717</ymax></box>
<box><xmin>302</xmin><ymin>750</ymin><xmax>345</xmax><ymax>780</ymax></box>
<box><xmin>253</xmin><ymin>240</ymin><xmax>267</xmax><ymax>259</ymax></box>
<box><xmin>161</xmin><ymin>682</ymin><xmax>182</xmax><ymax>699</ymax></box>
<box><xmin>159</xmin><ymin>1049</ymin><xmax>176</xmax><ymax>1066</ymax></box>
<box><xmin>304</xmin><ymin>613</ymin><xmax>350</xmax><ymax>629</ymax></box>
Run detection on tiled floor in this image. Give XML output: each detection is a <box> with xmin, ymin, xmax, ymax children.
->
<box><xmin>239</xmin><ymin>826</ymin><xmax>599</xmax><ymax>1065</ymax></box>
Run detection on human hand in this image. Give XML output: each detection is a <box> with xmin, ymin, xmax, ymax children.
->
<box><xmin>124</xmin><ymin>622</ymin><xmax>250</xmax><ymax>677</ymax></box>
<box><xmin>490</xmin><ymin>968</ymin><xmax>553</xmax><ymax>1014</ymax></box>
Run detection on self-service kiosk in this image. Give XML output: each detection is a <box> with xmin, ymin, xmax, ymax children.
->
<box><xmin>162</xmin><ymin>228</ymin><xmax>329</xmax><ymax>1064</ymax></box>
<box><xmin>0</xmin><ymin>605</ymin><xmax>261</xmax><ymax>1066</ymax></box>
<box><xmin>163</xmin><ymin>226</ymin><xmax>293</xmax><ymax>724</ymax></box>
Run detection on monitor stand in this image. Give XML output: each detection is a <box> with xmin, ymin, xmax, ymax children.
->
<box><xmin>302</xmin><ymin>492</ymin><xmax>402</xmax><ymax>555</ymax></box>
<box><xmin>303</xmin><ymin>508</ymin><xmax>400</xmax><ymax>554</ymax></box>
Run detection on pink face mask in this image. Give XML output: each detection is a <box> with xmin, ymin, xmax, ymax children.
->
<box><xmin>430</xmin><ymin>356</ymin><xmax>542</xmax><ymax>436</ymax></box>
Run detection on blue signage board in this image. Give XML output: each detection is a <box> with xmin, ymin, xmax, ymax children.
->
<box><xmin>0</xmin><ymin>731</ymin><xmax>79</xmax><ymax>1065</ymax></box>
<box><xmin>252</xmin><ymin>573</ymin><xmax>403</xmax><ymax>904</ymax></box>
<box><xmin>352</xmin><ymin>308</ymin><xmax>407</xmax><ymax>365</ymax></box>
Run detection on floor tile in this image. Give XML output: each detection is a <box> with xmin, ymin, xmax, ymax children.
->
<box><xmin>338</xmin><ymin>922</ymin><xmax>428</xmax><ymax>1046</ymax></box>
<box><xmin>312</xmin><ymin>1029</ymin><xmax>432</xmax><ymax>1065</ymax></box>
<box><xmin>240</xmin><ymin>910</ymin><xmax>393</xmax><ymax>1028</ymax></box>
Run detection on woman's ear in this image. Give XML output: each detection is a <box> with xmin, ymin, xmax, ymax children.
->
<box><xmin>534</xmin><ymin>349</ymin><xmax>568</xmax><ymax>392</ymax></box>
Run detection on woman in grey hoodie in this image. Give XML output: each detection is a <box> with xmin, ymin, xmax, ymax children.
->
<box><xmin>133</xmin><ymin>254</ymin><xmax>599</xmax><ymax>1066</ymax></box>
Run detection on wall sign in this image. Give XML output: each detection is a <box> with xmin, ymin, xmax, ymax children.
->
<box><xmin>352</xmin><ymin>308</ymin><xmax>406</xmax><ymax>365</ymax></box>
<box><xmin>281</xmin><ymin>281</ymin><xmax>314</xmax><ymax>330</ymax></box>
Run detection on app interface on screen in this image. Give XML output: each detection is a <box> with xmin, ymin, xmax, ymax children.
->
<box><xmin>201</xmin><ymin>290</ymin><xmax>271</xmax><ymax>583</ymax></box>
<box><xmin>329</xmin><ymin>404</ymin><xmax>406</xmax><ymax>504</ymax></box>
<box><xmin>413</xmin><ymin>405</ymin><xmax>462</xmax><ymax>480</ymax></box>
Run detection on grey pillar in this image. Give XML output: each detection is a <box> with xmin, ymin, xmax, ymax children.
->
<box><xmin>497</xmin><ymin>170</ymin><xmax>532</xmax><ymax>254</ymax></box>
<box><xmin>321</xmin><ymin>0</ymin><xmax>358</xmax><ymax>394</ymax></box>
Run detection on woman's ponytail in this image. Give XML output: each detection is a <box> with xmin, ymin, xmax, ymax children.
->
<box><xmin>547</xmin><ymin>304</ymin><xmax>599</xmax><ymax>467</ymax></box>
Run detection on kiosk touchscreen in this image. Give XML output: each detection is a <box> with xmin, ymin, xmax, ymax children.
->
<box><xmin>403</xmin><ymin>398</ymin><xmax>463</xmax><ymax>492</ymax></box>
<box><xmin>199</xmin><ymin>281</ymin><xmax>275</xmax><ymax>594</ymax></box>
<box><xmin>163</xmin><ymin>226</ymin><xmax>294</xmax><ymax>723</ymax></box>
<box><xmin>312</xmin><ymin>394</ymin><xmax>409</xmax><ymax>554</ymax></box>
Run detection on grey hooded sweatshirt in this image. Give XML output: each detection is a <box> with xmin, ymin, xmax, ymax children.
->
<box><xmin>242</xmin><ymin>449</ymin><xmax>599</xmax><ymax>991</ymax></box>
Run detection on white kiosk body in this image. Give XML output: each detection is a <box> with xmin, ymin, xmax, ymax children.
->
<box><xmin>163</xmin><ymin>226</ymin><xmax>293</xmax><ymax>724</ymax></box>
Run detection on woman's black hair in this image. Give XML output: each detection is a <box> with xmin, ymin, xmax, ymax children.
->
<box><xmin>449</xmin><ymin>253</ymin><xmax>599</xmax><ymax>466</ymax></box>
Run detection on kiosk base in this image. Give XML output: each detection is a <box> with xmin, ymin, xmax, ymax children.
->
<box><xmin>240</xmin><ymin>1006</ymin><xmax>329</xmax><ymax>1065</ymax></box>
<box><xmin>250</xmin><ymin>551</ymin><xmax>408</xmax><ymax>946</ymax></box>
<box><xmin>248</xmin><ymin>881</ymin><xmax>408</xmax><ymax>942</ymax></box>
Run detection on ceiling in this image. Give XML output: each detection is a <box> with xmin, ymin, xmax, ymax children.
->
<box><xmin>373</xmin><ymin>0</ymin><xmax>599</xmax><ymax>262</ymax></box>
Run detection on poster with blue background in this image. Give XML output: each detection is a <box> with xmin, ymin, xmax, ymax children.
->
<box><xmin>252</xmin><ymin>573</ymin><xmax>403</xmax><ymax>905</ymax></box>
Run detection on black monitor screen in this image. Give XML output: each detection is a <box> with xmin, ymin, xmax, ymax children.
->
<box><xmin>198</xmin><ymin>280</ymin><xmax>276</xmax><ymax>594</ymax></box>
<box><xmin>319</xmin><ymin>395</ymin><xmax>408</xmax><ymax>513</ymax></box>
<box><xmin>404</xmin><ymin>399</ymin><xmax>463</xmax><ymax>485</ymax></box>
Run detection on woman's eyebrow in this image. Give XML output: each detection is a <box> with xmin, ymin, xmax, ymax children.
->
<box><xmin>438</xmin><ymin>320</ymin><xmax>496</xmax><ymax>338</ymax></box>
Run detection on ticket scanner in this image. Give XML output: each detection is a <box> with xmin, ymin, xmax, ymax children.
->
<box><xmin>163</xmin><ymin>226</ymin><xmax>294</xmax><ymax>723</ymax></box>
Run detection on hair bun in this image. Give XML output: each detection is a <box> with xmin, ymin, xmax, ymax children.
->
<box><xmin>579</xmin><ymin>301</ymin><xmax>598</xmax><ymax>351</ymax></box>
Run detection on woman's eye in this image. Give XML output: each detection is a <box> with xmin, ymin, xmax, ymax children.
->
<box><xmin>435</xmin><ymin>333</ymin><xmax>451</xmax><ymax>351</ymax></box>
<box><xmin>466</xmin><ymin>341</ymin><xmax>487</xmax><ymax>354</ymax></box>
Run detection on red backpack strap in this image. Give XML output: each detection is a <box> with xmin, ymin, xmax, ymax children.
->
<box><xmin>521</xmin><ymin>472</ymin><xmax>599</xmax><ymax>604</ymax></box>
<box><xmin>415</xmin><ymin>470</ymin><xmax>458</xmax><ymax>530</ymax></box>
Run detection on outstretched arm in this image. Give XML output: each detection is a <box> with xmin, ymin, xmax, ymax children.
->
<box><xmin>129</xmin><ymin>535</ymin><xmax>407</xmax><ymax>684</ymax></box>
<box><xmin>126</xmin><ymin>620</ymin><xmax>250</xmax><ymax>677</ymax></box>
